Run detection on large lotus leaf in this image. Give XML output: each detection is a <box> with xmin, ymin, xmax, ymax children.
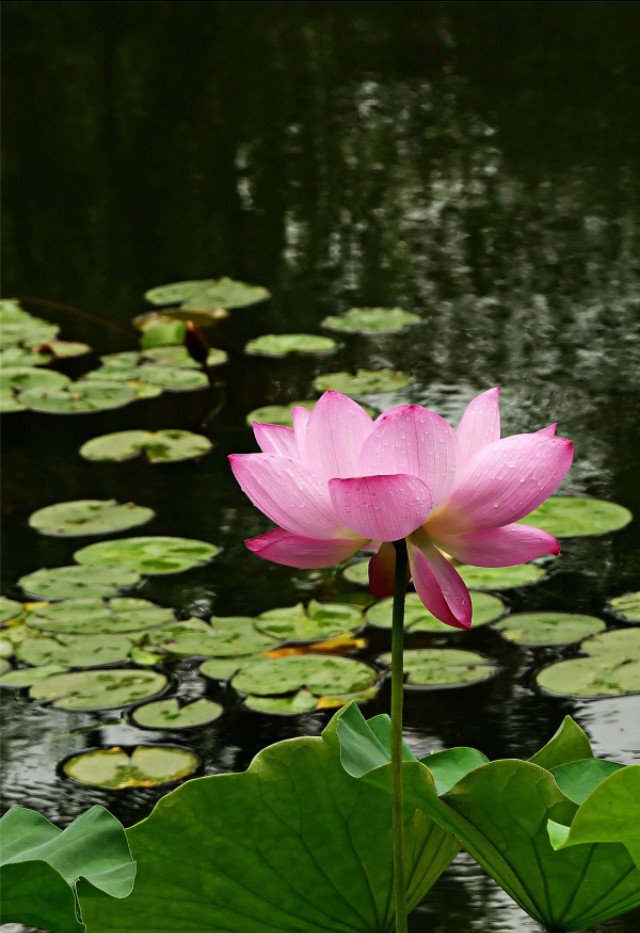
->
<box><xmin>380</xmin><ymin>648</ymin><xmax>498</xmax><ymax>688</ymax></box>
<box><xmin>550</xmin><ymin>758</ymin><xmax>625</xmax><ymax>805</ymax></box>
<box><xmin>255</xmin><ymin>600</ymin><xmax>364</xmax><ymax>642</ymax></box>
<box><xmin>18</xmin><ymin>564</ymin><xmax>141</xmax><ymax>600</ymax></box>
<box><xmin>26</xmin><ymin>598</ymin><xmax>174</xmax><ymax>635</ymax></box>
<box><xmin>606</xmin><ymin>590</ymin><xmax>640</xmax><ymax>623</ymax></box>
<box><xmin>145</xmin><ymin>277</ymin><xmax>270</xmax><ymax>310</ymax></box>
<box><xmin>520</xmin><ymin>496</ymin><xmax>632</xmax><ymax>537</ymax></box>
<box><xmin>245</xmin><ymin>333</ymin><xmax>337</xmax><ymax>357</ymax></box>
<box><xmin>457</xmin><ymin>562</ymin><xmax>548</xmax><ymax>590</ymax></box>
<box><xmin>495</xmin><ymin>611</ymin><xmax>606</xmax><ymax>646</ymax></box>
<box><xmin>80</xmin><ymin>429</ymin><xmax>212</xmax><ymax>464</ymax></box>
<box><xmin>536</xmin><ymin>657</ymin><xmax>640</xmax><ymax>697</ymax></box>
<box><xmin>528</xmin><ymin>715</ymin><xmax>595</xmax><ymax>770</ymax></box>
<box><xmin>29</xmin><ymin>499</ymin><xmax>155</xmax><ymax>537</ymax></box>
<box><xmin>131</xmin><ymin>697</ymin><xmax>223</xmax><ymax>730</ymax></box>
<box><xmin>79</xmin><ymin>714</ymin><xmax>458</xmax><ymax>933</ymax></box>
<box><xmin>64</xmin><ymin>745</ymin><xmax>199</xmax><ymax>788</ymax></box>
<box><xmin>17</xmin><ymin>633</ymin><xmax>133</xmax><ymax>668</ymax></box>
<box><xmin>245</xmin><ymin>399</ymin><xmax>316</xmax><ymax>426</ymax></box>
<box><xmin>0</xmin><ymin>596</ymin><xmax>25</xmax><ymax>625</ymax></box>
<box><xmin>322</xmin><ymin>307</ymin><xmax>422</xmax><ymax>334</ymax></box>
<box><xmin>74</xmin><ymin>535</ymin><xmax>220</xmax><ymax>574</ymax></box>
<box><xmin>232</xmin><ymin>654</ymin><xmax>378</xmax><ymax>697</ymax></box>
<box><xmin>30</xmin><ymin>668</ymin><xmax>168</xmax><ymax>710</ymax></box>
<box><xmin>19</xmin><ymin>381</ymin><xmax>136</xmax><ymax>414</ymax></box>
<box><xmin>313</xmin><ymin>368</ymin><xmax>412</xmax><ymax>395</ymax></box>
<box><xmin>0</xmin><ymin>366</ymin><xmax>71</xmax><ymax>392</ymax></box>
<box><xmin>336</xmin><ymin>705</ymin><xmax>640</xmax><ymax>931</ymax></box>
<box><xmin>366</xmin><ymin>591</ymin><xmax>505</xmax><ymax>631</ymax></box>
<box><xmin>0</xmin><ymin>805</ymin><xmax>135</xmax><ymax>933</ymax></box>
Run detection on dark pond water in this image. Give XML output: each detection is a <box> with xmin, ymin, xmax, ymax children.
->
<box><xmin>2</xmin><ymin>2</ymin><xmax>640</xmax><ymax>930</ymax></box>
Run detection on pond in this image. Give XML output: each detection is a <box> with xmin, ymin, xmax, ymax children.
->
<box><xmin>2</xmin><ymin>2</ymin><xmax>639</xmax><ymax>931</ymax></box>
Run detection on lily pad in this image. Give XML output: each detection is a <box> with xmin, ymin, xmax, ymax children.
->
<box><xmin>144</xmin><ymin>280</ymin><xmax>219</xmax><ymax>306</ymax></box>
<box><xmin>18</xmin><ymin>564</ymin><xmax>141</xmax><ymax>600</ymax></box>
<box><xmin>134</xmin><ymin>364</ymin><xmax>209</xmax><ymax>392</ymax></box>
<box><xmin>313</xmin><ymin>368</ymin><xmax>412</xmax><ymax>396</ymax></box>
<box><xmin>0</xmin><ymin>367</ymin><xmax>71</xmax><ymax>393</ymax></box>
<box><xmin>342</xmin><ymin>560</ymin><xmax>371</xmax><ymax>586</ymax></box>
<box><xmin>29</xmin><ymin>499</ymin><xmax>155</xmax><ymax>537</ymax></box>
<box><xmin>0</xmin><ymin>658</ymin><xmax>11</xmax><ymax>676</ymax></box>
<box><xmin>0</xmin><ymin>596</ymin><xmax>24</xmax><ymax>625</ymax></box>
<box><xmin>131</xmin><ymin>697</ymin><xmax>223</xmax><ymax>730</ymax></box>
<box><xmin>0</xmin><ymin>638</ymin><xmax>13</xmax><ymax>658</ymax></box>
<box><xmin>0</xmin><ymin>664</ymin><xmax>68</xmax><ymax>687</ymax></box>
<box><xmin>74</xmin><ymin>536</ymin><xmax>220</xmax><ymax>574</ymax></box>
<box><xmin>366</xmin><ymin>591</ymin><xmax>505</xmax><ymax>631</ymax></box>
<box><xmin>245</xmin><ymin>333</ymin><xmax>337</xmax><ymax>358</ymax></box>
<box><xmin>145</xmin><ymin>617</ymin><xmax>277</xmax><ymax>657</ymax></box>
<box><xmin>321</xmin><ymin>307</ymin><xmax>421</xmax><ymax>335</ymax></box>
<box><xmin>63</xmin><ymin>745</ymin><xmax>199</xmax><ymax>788</ymax></box>
<box><xmin>607</xmin><ymin>591</ymin><xmax>640</xmax><ymax>623</ymax></box>
<box><xmin>245</xmin><ymin>400</ymin><xmax>316</xmax><ymax>427</ymax></box>
<box><xmin>133</xmin><ymin>309</ymin><xmax>229</xmax><ymax>332</ymax></box>
<box><xmin>0</xmin><ymin>388</ymin><xmax>27</xmax><ymax>413</ymax></box>
<box><xmin>243</xmin><ymin>689</ymin><xmax>318</xmax><ymax>715</ymax></box>
<box><xmin>30</xmin><ymin>668</ymin><xmax>168</xmax><ymax>710</ymax></box>
<box><xmin>581</xmin><ymin>626</ymin><xmax>640</xmax><ymax>659</ymax></box>
<box><xmin>26</xmin><ymin>598</ymin><xmax>174</xmax><ymax>635</ymax></box>
<box><xmin>19</xmin><ymin>382</ymin><xmax>136</xmax><ymax>414</ymax></box>
<box><xmin>80</xmin><ymin>429</ymin><xmax>213</xmax><ymax>464</ymax></box>
<box><xmin>494</xmin><ymin>612</ymin><xmax>606</xmax><ymax>646</ymax></box>
<box><xmin>0</xmin><ymin>313</ymin><xmax>59</xmax><ymax>348</ymax></box>
<box><xmin>0</xmin><ymin>346</ymin><xmax>54</xmax><ymax>367</ymax></box>
<box><xmin>520</xmin><ymin>496</ymin><xmax>632</xmax><ymax>537</ymax></box>
<box><xmin>536</xmin><ymin>630</ymin><xmax>640</xmax><ymax>698</ymax></box>
<box><xmin>17</xmin><ymin>634</ymin><xmax>133</xmax><ymax>669</ymax></box>
<box><xmin>255</xmin><ymin>601</ymin><xmax>364</xmax><ymax>642</ymax></box>
<box><xmin>457</xmin><ymin>562</ymin><xmax>549</xmax><ymax>590</ymax></box>
<box><xmin>145</xmin><ymin>277</ymin><xmax>270</xmax><ymax>310</ymax></box>
<box><xmin>140</xmin><ymin>322</ymin><xmax>186</xmax><ymax>349</ymax></box>
<box><xmin>380</xmin><ymin>648</ymin><xmax>498</xmax><ymax>688</ymax></box>
<box><xmin>231</xmin><ymin>655</ymin><xmax>378</xmax><ymax>697</ymax></box>
<box><xmin>142</xmin><ymin>345</ymin><xmax>227</xmax><ymax>368</ymax></box>
<box><xmin>199</xmin><ymin>656</ymin><xmax>247</xmax><ymax>681</ymax></box>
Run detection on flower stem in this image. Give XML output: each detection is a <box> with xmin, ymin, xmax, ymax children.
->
<box><xmin>391</xmin><ymin>538</ymin><xmax>408</xmax><ymax>933</ymax></box>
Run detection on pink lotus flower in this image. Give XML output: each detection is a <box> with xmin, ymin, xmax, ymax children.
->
<box><xmin>229</xmin><ymin>388</ymin><xmax>573</xmax><ymax>629</ymax></box>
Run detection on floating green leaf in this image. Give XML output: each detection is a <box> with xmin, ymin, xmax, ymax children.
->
<box><xmin>0</xmin><ymin>366</ymin><xmax>71</xmax><ymax>393</ymax></box>
<box><xmin>17</xmin><ymin>633</ymin><xmax>133</xmax><ymax>669</ymax></box>
<box><xmin>245</xmin><ymin>333</ymin><xmax>337</xmax><ymax>357</ymax></box>
<box><xmin>144</xmin><ymin>280</ymin><xmax>218</xmax><ymax>306</ymax></box>
<box><xmin>74</xmin><ymin>536</ymin><xmax>220</xmax><ymax>574</ymax></box>
<box><xmin>313</xmin><ymin>368</ymin><xmax>412</xmax><ymax>395</ymax></box>
<box><xmin>255</xmin><ymin>600</ymin><xmax>364</xmax><ymax>642</ymax></box>
<box><xmin>0</xmin><ymin>313</ymin><xmax>59</xmax><ymax>348</ymax></box>
<box><xmin>64</xmin><ymin>745</ymin><xmax>199</xmax><ymax>788</ymax></box>
<box><xmin>26</xmin><ymin>597</ymin><xmax>174</xmax><ymax>635</ymax></box>
<box><xmin>0</xmin><ymin>596</ymin><xmax>24</xmax><ymax>625</ymax></box>
<box><xmin>321</xmin><ymin>307</ymin><xmax>421</xmax><ymax>334</ymax></box>
<box><xmin>342</xmin><ymin>560</ymin><xmax>371</xmax><ymax>586</ymax></box>
<box><xmin>232</xmin><ymin>655</ymin><xmax>378</xmax><ymax>697</ymax></box>
<box><xmin>0</xmin><ymin>637</ymin><xmax>13</xmax><ymax>658</ymax></box>
<box><xmin>245</xmin><ymin>400</ymin><xmax>316</xmax><ymax>427</ymax></box>
<box><xmin>131</xmin><ymin>697</ymin><xmax>223</xmax><ymax>730</ymax></box>
<box><xmin>0</xmin><ymin>346</ymin><xmax>53</xmax><ymax>367</ymax></box>
<box><xmin>30</xmin><ymin>668</ymin><xmax>168</xmax><ymax>710</ymax></box>
<box><xmin>199</xmin><ymin>656</ymin><xmax>247</xmax><ymax>681</ymax></box>
<box><xmin>145</xmin><ymin>277</ymin><xmax>270</xmax><ymax>310</ymax></box>
<box><xmin>143</xmin><ymin>345</ymin><xmax>227</xmax><ymax>368</ymax></box>
<box><xmin>380</xmin><ymin>648</ymin><xmax>498</xmax><ymax>688</ymax></box>
<box><xmin>144</xmin><ymin>617</ymin><xmax>277</xmax><ymax>657</ymax></box>
<box><xmin>495</xmin><ymin>611</ymin><xmax>606</xmax><ymax>646</ymax></box>
<box><xmin>80</xmin><ymin>429</ymin><xmax>213</xmax><ymax>464</ymax></box>
<box><xmin>18</xmin><ymin>564</ymin><xmax>141</xmax><ymax>600</ymax></box>
<box><xmin>457</xmin><ymin>562</ymin><xmax>549</xmax><ymax>590</ymax></box>
<box><xmin>140</xmin><ymin>321</ymin><xmax>187</xmax><ymax>349</ymax></box>
<box><xmin>19</xmin><ymin>381</ymin><xmax>136</xmax><ymax>414</ymax></box>
<box><xmin>581</xmin><ymin>627</ymin><xmax>640</xmax><ymax>659</ymax></box>
<box><xmin>0</xmin><ymin>658</ymin><xmax>10</xmax><ymax>676</ymax></box>
<box><xmin>536</xmin><ymin>629</ymin><xmax>640</xmax><ymax>698</ymax></box>
<box><xmin>366</xmin><ymin>591</ymin><xmax>505</xmax><ymax>631</ymax></box>
<box><xmin>520</xmin><ymin>496</ymin><xmax>632</xmax><ymax>537</ymax></box>
<box><xmin>134</xmin><ymin>364</ymin><xmax>209</xmax><ymax>392</ymax></box>
<box><xmin>243</xmin><ymin>689</ymin><xmax>318</xmax><ymax>715</ymax></box>
<box><xmin>29</xmin><ymin>499</ymin><xmax>155</xmax><ymax>537</ymax></box>
<box><xmin>0</xmin><ymin>387</ymin><xmax>26</xmax><ymax>413</ymax></box>
<box><xmin>607</xmin><ymin>591</ymin><xmax>640</xmax><ymax>623</ymax></box>
<box><xmin>0</xmin><ymin>665</ymin><xmax>68</xmax><ymax>688</ymax></box>
<box><xmin>550</xmin><ymin>758</ymin><xmax>625</xmax><ymax>805</ymax></box>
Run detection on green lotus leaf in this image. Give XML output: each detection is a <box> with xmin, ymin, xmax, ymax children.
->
<box><xmin>182</xmin><ymin>278</ymin><xmax>271</xmax><ymax>311</ymax></box>
<box><xmin>536</xmin><ymin>658</ymin><xmax>640</xmax><ymax>698</ymax></box>
<box><xmin>0</xmin><ymin>346</ymin><xmax>53</xmax><ymax>367</ymax></box>
<box><xmin>520</xmin><ymin>496</ymin><xmax>632</xmax><ymax>537</ymax></box>
<box><xmin>26</xmin><ymin>597</ymin><xmax>174</xmax><ymax>635</ymax></box>
<box><xmin>0</xmin><ymin>314</ymin><xmax>59</xmax><ymax>348</ymax></box>
<box><xmin>232</xmin><ymin>654</ymin><xmax>378</xmax><ymax>697</ymax></box>
<box><xmin>245</xmin><ymin>333</ymin><xmax>337</xmax><ymax>357</ymax></box>
<box><xmin>529</xmin><ymin>715</ymin><xmax>595</xmax><ymax>770</ymax></box>
<box><xmin>0</xmin><ymin>658</ymin><xmax>10</xmax><ymax>675</ymax></box>
<box><xmin>134</xmin><ymin>364</ymin><xmax>209</xmax><ymax>392</ymax></box>
<box><xmin>0</xmin><ymin>637</ymin><xmax>13</xmax><ymax>658</ymax></box>
<box><xmin>0</xmin><ymin>366</ymin><xmax>71</xmax><ymax>393</ymax></box>
<box><xmin>321</xmin><ymin>307</ymin><xmax>422</xmax><ymax>335</ymax></box>
<box><xmin>17</xmin><ymin>633</ymin><xmax>133</xmax><ymax>669</ymax></box>
<box><xmin>79</xmin><ymin>714</ymin><xmax>457</xmax><ymax>932</ymax></box>
<box><xmin>607</xmin><ymin>591</ymin><xmax>640</xmax><ymax>623</ymax></box>
<box><xmin>0</xmin><ymin>665</ymin><xmax>68</xmax><ymax>687</ymax></box>
<box><xmin>342</xmin><ymin>559</ymin><xmax>370</xmax><ymax>586</ymax></box>
<box><xmin>0</xmin><ymin>805</ymin><xmax>135</xmax><ymax>933</ymax></box>
<box><xmin>380</xmin><ymin>648</ymin><xmax>498</xmax><ymax>688</ymax></box>
<box><xmin>243</xmin><ymin>688</ymin><xmax>318</xmax><ymax>715</ymax></box>
<box><xmin>79</xmin><ymin>430</ymin><xmax>152</xmax><ymax>462</ymax></box>
<box><xmin>64</xmin><ymin>745</ymin><xmax>199</xmax><ymax>788</ymax></box>
<box><xmin>313</xmin><ymin>368</ymin><xmax>412</xmax><ymax>395</ymax></box>
<box><xmin>199</xmin><ymin>656</ymin><xmax>247</xmax><ymax>681</ymax></box>
<box><xmin>140</xmin><ymin>344</ymin><xmax>227</xmax><ymax>368</ymax></box>
<box><xmin>457</xmin><ymin>562</ymin><xmax>549</xmax><ymax>590</ymax></box>
<box><xmin>0</xmin><ymin>596</ymin><xmax>24</xmax><ymax>625</ymax></box>
<box><xmin>18</xmin><ymin>564</ymin><xmax>141</xmax><ymax>600</ymax></box>
<box><xmin>131</xmin><ymin>697</ymin><xmax>223</xmax><ymax>730</ymax></box>
<box><xmin>140</xmin><ymin>322</ymin><xmax>187</xmax><ymax>349</ymax></box>
<box><xmin>73</xmin><ymin>535</ymin><xmax>220</xmax><ymax>574</ymax></box>
<box><xmin>581</xmin><ymin>626</ymin><xmax>640</xmax><ymax>658</ymax></box>
<box><xmin>144</xmin><ymin>617</ymin><xmax>277</xmax><ymax>657</ymax></box>
<box><xmin>19</xmin><ymin>381</ymin><xmax>136</xmax><ymax>414</ymax></box>
<box><xmin>30</xmin><ymin>668</ymin><xmax>168</xmax><ymax>710</ymax></box>
<box><xmin>0</xmin><ymin>388</ymin><xmax>27</xmax><ymax>412</ymax></box>
<box><xmin>495</xmin><ymin>611</ymin><xmax>606</xmax><ymax>646</ymax></box>
<box><xmin>29</xmin><ymin>499</ymin><xmax>155</xmax><ymax>537</ymax></box>
<box><xmin>255</xmin><ymin>600</ymin><xmax>364</xmax><ymax>642</ymax></box>
<box><xmin>46</xmin><ymin>339</ymin><xmax>92</xmax><ymax>359</ymax></box>
<box><xmin>79</xmin><ymin>428</ymin><xmax>213</xmax><ymax>464</ymax></box>
<box><xmin>550</xmin><ymin>758</ymin><xmax>625</xmax><ymax>805</ymax></box>
<box><xmin>245</xmin><ymin>400</ymin><xmax>316</xmax><ymax>426</ymax></box>
<box><xmin>366</xmin><ymin>591</ymin><xmax>505</xmax><ymax>631</ymax></box>
<box><xmin>144</xmin><ymin>279</ymin><xmax>218</xmax><ymax>306</ymax></box>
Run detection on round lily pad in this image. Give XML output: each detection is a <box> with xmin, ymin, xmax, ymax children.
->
<box><xmin>494</xmin><ymin>612</ymin><xmax>606</xmax><ymax>646</ymax></box>
<box><xmin>581</xmin><ymin>627</ymin><xmax>640</xmax><ymax>660</ymax></box>
<box><xmin>45</xmin><ymin>339</ymin><xmax>92</xmax><ymax>359</ymax></box>
<box><xmin>142</xmin><ymin>345</ymin><xmax>227</xmax><ymax>369</ymax></box>
<box><xmin>606</xmin><ymin>591</ymin><xmax>640</xmax><ymax>624</ymax></box>
<box><xmin>80</xmin><ymin>429</ymin><xmax>213</xmax><ymax>464</ymax></box>
<box><xmin>231</xmin><ymin>655</ymin><xmax>378</xmax><ymax>697</ymax></box>
<box><xmin>244</xmin><ymin>333</ymin><xmax>337</xmax><ymax>358</ymax></box>
<box><xmin>0</xmin><ymin>346</ymin><xmax>53</xmax><ymax>367</ymax></box>
<box><xmin>0</xmin><ymin>596</ymin><xmax>24</xmax><ymax>625</ymax></box>
<box><xmin>0</xmin><ymin>313</ymin><xmax>59</xmax><ymax>348</ymax></box>
<box><xmin>255</xmin><ymin>601</ymin><xmax>364</xmax><ymax>642</ymax></box>
<box><xmin>145</xmin><ymin>617</ymin><xmax>277</xmax><ymax>658</ymax></box>
<box><xmin>199</xmin><ymin>656</ymin><xmax>247</xmax><ymax>682</ymax></box>
<box><xmin>0</xmin><ymin>388</ymin><xmax>26</xmax><ymax>413</ymax></box>
<box><xmin>0</xmin><ymin>637</ymin><xmax>13</xmax><ymax>659</ymax></box>
<box><xmin>245</xmin><ymin>400</ymin><xmax>316</xmax><ymax>427</ymax></box>
<box><xmin>145</xmin><ymin>280</ymin><xmax>219</xmax><ymax>306</ymax></box>
<box><xmin>19</xmin><ymin>381</ymin><xmax>136</xmax><ymax>414</ymax></box>
<box><xmin>313</xmin><ymin>369</ymin><xmax>413</xmax><ymax>396</ymax></box>
<box><xmin>30</xmin><ymin>668</ymin><xmax>168</xmax><ymax>710</ymax></box>
<box><xmin>26</xmin><ymin>598</ymin><xmax>174</xmax><ymax>635</ymax></box>
<box><xmin>0</xmin><ymin>664</ymin><xmax>68</xmax><ymax>688</ymax></box>
<box><xmin>0</xmin><ymin>658</ymin><xmax>10</xmax><ymax>676</ymax></box>
<box><xmin>321</xmin><ymin>307</ymin><xmax>421</xmax><ymax>335</ymax></box>
<box><xmin>17</xmin><ymin>633</ymin><xmax>133</xmax><ymax>668</ymax></box>
<box><xmin>134</xmin><ymin>364</ymin><xmax>209</xmax><ymax>392</ymax></box>
<box><xmin>380</xmin><ymin>648</ymin><xmax>498</xmax><ymax>688</ymax></box>
<box><xmin>366</xmin><ymin>591</ymin><xmax>505</xmax><ymax>631</ymax></box>
<box><xmin>131</xmin><ymin>697</ymin><xmax>223</xmax><ymax>730</ymax></box>
<box><xmin>0</xmin><ymin>367</ymin><xmax>71</xmax><ymax>393</ymax></box>
<box><xmin>456</xmin><ymin>563</ymin><xmax>549</xmax><ymax>590</ymax></box>
<box><xmin>342</xmin><ymin>560</ymin><xmax>370</xmax><ymax>586</ymax></box>
<box><xmin>536</xmin><ymin>657</ymin><xmax>640</xmax><ymax>698</ymax></box>
<box><xmin>145</xmin><ymin>277</ymin><xmax>270</xmax><ymax>310</ymax></box>
<box><xmin>520</xmin><ymin>497</ymin><xmax>632</xmax><ymax>537</ymax></box>
<box><xmin>73</xmin><ymin>536</ymin><xmax>220</xmax><ymax>575</ymax></box>
<box><xmin>18</xmin><ymin>564</ymin><xmax>142</xmax><ymax>600</ymax></box>
<box><xmin>63</xmin><ymin>745</ymin><xmax>199</xmax><ymax>788</ymax></box>
<box><xmin>243</xmin><ymin>689</ymin><xmax>317</xmax><ymax>715</ymax></box>
<box><xmin>29</xmin><ymin>499</ymin><xmax>155</xmax><ymax>537</ymax></box>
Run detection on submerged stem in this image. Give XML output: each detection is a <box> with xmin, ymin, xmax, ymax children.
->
<box><xmin>391</xmin><ymin>538</ymin><xmax>408</xmax><ymax>933</ymax></box>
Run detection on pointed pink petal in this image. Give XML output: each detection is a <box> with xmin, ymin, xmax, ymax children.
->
<box><xmin>443</xmin><ymin>433</ymin><xmax>574</xmax><ymax>531</ymax></box>
<box><xmin>439</xmin><ymin>523</ymin><xmax>560</xmax><ymax>566</ymax></box>
<box><xmin>302</xmin><ymin>391</ymin><xmax>374</xmax><ymax>478</ymax></box>
<box><xmin>229</xmin><ymin>453</ymin><xmax>347</xmax><ymax>538</ymax></box>
<box><xmin>291</xmin><ymin>405</ymin><xmax>310</xmax><ymax>452</ymax></box>
<box><xmin>456</xmin><ymin>387</ymin><xmax>501</xmax><ymax>467</ymax></box>
<box><xmin>357</xmin><ymin>404</ymin><xmax>458</xmax><ymax>506</ymax></box>
<box><xmin>253</xmin><ymin>422</ymin><xmax>298</xmax><ymax>457</ymax></box>
<box><xmin>407</xmin><ymin>537</ymin><xmax>471</xmax><ymax>630</ymax></box>
<box><xmin>329</xmin><ymin>473</ymin><xmax>432</xmax><ymax>542</ymax></box>
<box><xmin>536</xmin><ymin>423</ymin><xmax>557</xmax><ymax>437</ymax></box>
<box><xmin>368</xmin><ymin>541</ymin><xmax>398</xmax><ymax>597</ymax></box>
<box><xmin>246</xmin><ymin>528</ymin><xmax>364</xmax><ymax>569</ymax></box>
